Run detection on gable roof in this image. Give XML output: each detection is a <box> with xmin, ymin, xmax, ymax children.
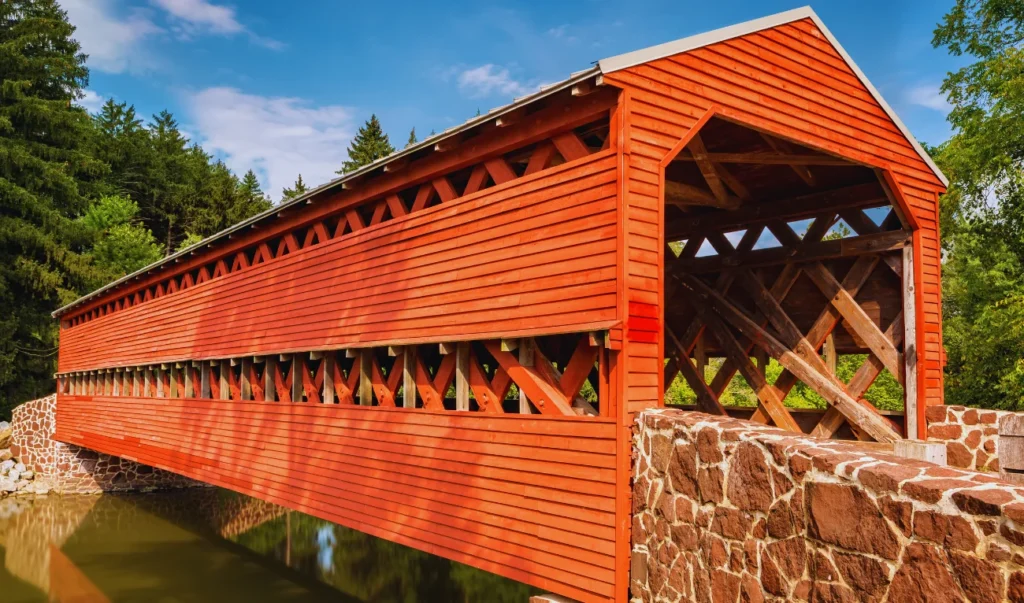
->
<box><xmin>54</xmin><ymin>6</ymin><xmax>944</xmax><ymax>318</ymax></box>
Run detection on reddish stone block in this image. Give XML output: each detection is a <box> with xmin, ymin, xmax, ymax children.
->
<box><xmin>711</xmin><ymin>570</ymin><xmax>740</xmax><ymax>603</ymax></box>
<box><xmin>952</xmin><ymin>488</ymin><xmax>1014</xmax><ymax>516</ymax></box>
<box><xmin>858</xmin><ymin>462</ymin><xmax>923</xmax><ymax>493</ymax></box>
<box><xmin>806</xmin><ymin>482</ymin><xmax>900</xmax><ymax>560</ymax></box>
<box><xmin>963</xmin><ymin>408</ymin><xmax>979</xmax><ymax>425</ymax></box>
<box><xmin>926</xmin><ymin>405</ymin><xmax>949</xmax><ymax>423</ymax></box>
<box><xmin>900</xmin><ymin>478</ymin><xmax>976</xmax><ymax>504</ymax></box>
<box><xmin>947</xmin><ymin>442</ymin><xmax>974</xmax><ymax>468</ymax></box>
<box><xmin>928</xmin><ymin>423</ymin><xmax>962</xmax><ymax>440</ymax></box>
<box><xmin>726</xmin><ymin>443</ymin><xmax>774</xmax><ymax>512</ymax></box>
<box><xmin>888</xmin><ymin>544</ymin><xmax>963</xmax><ymax>603</ymax></box>
<box><xmin>1009</xmin><ymin>572</ymin><xmax>1024</xmax><ymax>603</ymax></box>
<box><xmin>696</xmin><ymin>427</ymin><xmax>723</xmax><ymax>464</ymax></box>
<box><xmin>698</xmin><ymin>466</ymin><xmax>725</xmax><ymax>504</ymax></box>
<box><xmin>878</xmin><ymin>495</ymin><xmax>913</xmax><ymax>537</ymax></box>
<box><xmin>950</xmin><ymin>552</ymin><xmax>1004</xmax><ymax>603</ymax></box>
<box><xmin>912</xmin><ymin>510</ymin><xmax>980</xmax><ymax>551</ymax></box>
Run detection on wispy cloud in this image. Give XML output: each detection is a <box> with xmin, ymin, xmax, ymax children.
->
<box><xmin>546</xmin><ymin>24</ymin><xmax>578</xmax><ymax>44</ymax></box>
<box><xmin>76</xmin><ymin>90</ymin><xmax>107</xmax><ymax>113</ymax></box>
<box><xmin>61</xmin><ymin>0</ymin><xmax>162</xmax><ymax>74</ymax></box>
<box><xmin>150</xmin><ymin>0</ymin><xmax>284</xmax><ymax>49</ymax></box>
<box><xmin>906</xmin><ymin>83</ymin><xmax>951</xmax><ymax>112</ymax></box>
<box><xmin>185</xmin><ymin>87</ymin><xmax>354</xmax><ymax>200</ymax></box>
<box><xmin>452</xmin><ymin>64</ymin><xmax>534</xmax><ymax>99</ymax></box>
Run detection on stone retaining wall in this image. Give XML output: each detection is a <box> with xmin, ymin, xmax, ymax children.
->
<box><xmin>11</xmin><ymin>395</ymin><xmax>197</xmax><ymax>494</ymax></box>
<box><xmin>632</xmin><ymin>408</ymin><xmax>1024</xmax><ymax>603</ymax></box>
<box><xmin>926</xmin><ymin>405</ymin><xmax>1007</xmax><ymax>472</ymax></box>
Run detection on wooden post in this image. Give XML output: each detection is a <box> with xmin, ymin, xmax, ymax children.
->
<box><xmin>403</xmin><ymin>346</ymin><xmax>417</xmax><ymax>408</ymax></box>
<box><xmin>824</xmin><ymin>333</ymin><xmax>837</xmax><ymax>375</ymax></box>
<box><xmin>103</xmin><ymin>371</ymin><xmax>111</xmax><ymax>396</ymax></box>
<box><xmin>903</xmin><ymin>245</ymin><xmax>919</xmax><ymax>439</ymax></box>
<box><xmin>519</xmin><ymin>339</ymin><xmax>534</xmax><ymax>413</ymax></box>
<box><xmin>264</xmin><ymin>356</ymin><xmax>277</xmax><ymax>402</ymax></box>
<box><xmin>359</xmin><ymin>350</ymin><xmax>373</xmax><ymax>406</ymax></box>
<box><xmin>200</xmin><ymin>362</ymin><xmax>211</xmax><ymax>399</ymax></box>
<box><xmin>220</xmin><ymin>360</ymin><xmax>230</xmax><ymax>400</ymax></box>
<box><xmin>111</xmin><ymin>370</ymin><xmax>120</xmax><ymax>396</ymax></box>
<box><xmin>169</xmin><ymin>365</ymin><xmax>179</xmax><ymax>398</ymax></box>
<box><xmin>144</xmin><ymin>368</ymin><xmax>152</xmax><ymax>398</ymax></box>
<box><xmin>291</xmin><ymin>356</ymin><xmax>303</xmax><ymax>402</ymax></box>
<box><xmin>241</xmin><ymin>358</ymin><xmax>252</xmax><ymax>400</ymax></box>
<box><xmin>323</xmin><ymin>353</ymin><xmax>335</xmax><ymax>404</ymax></box>
<box><xmin>456</xmin><ymin>342</ymin><xmax>470</xmax><ymax>411</ymax></box>
<box><xmin>694</xmin><ymin>332</ymin><xmax>707</xmax><ymax>380</ymax></box>
<box><xmin>183</xmin><ymin>365</ymin><xmax>193</xmax><ymax>398</ymax></box>
<box><xmin>156</xmin><ymin>366</ymin><xmax>165</xmax><ymax>397</ymax></box>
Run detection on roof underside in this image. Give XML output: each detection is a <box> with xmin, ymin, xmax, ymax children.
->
<box><xmin>54</xmin><ymin>5</ymin><xmax>945</xmax><ymax>318</ymax></box>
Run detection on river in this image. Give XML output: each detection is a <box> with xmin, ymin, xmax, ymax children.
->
<box><xmin>0</xmin><ymin>489</ymin><xmax>540</xmax><ymax>602</ymax></box>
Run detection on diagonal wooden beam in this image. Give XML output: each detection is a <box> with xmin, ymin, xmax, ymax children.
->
<box><xmin>666</xmin><ymin>326</ymin><xmax>726</xmax><ymax>415</ymax></box>
<box><xmin>468</xmin><ymin>351</ymin><xmax>509</xmax><ymax>413</ymax></box>
<box><xmin>484</xmin><ymin>157</ymin><xmax>517</xmax><ymax>185</ymax></box>
<box><xmin>802</xmin><ymin>262</ymin><xmax>903</xmax><ymax>384</ymax></box>
<box><xmin>694</xmin><ymin>301</ymin><xmax>802</xmax><ymax>432</ymax></box>
<box><xmin>686</xmin><ymin>133</ymin><xmax>730</xmax><ymax>205</ymax></box>
<box><xmin>525</xmin><ymin>143</ymin><xmax>556</xmax><ymax>175</ymax></box>
<box><xmin>761</xmin><ymin>133</ymin><xmax>816</xmax><ymax>186</ymax></box>
<box><xmin>665</xmin><ymin>181</ymin><xmax>741</xmax><ymax>210</ymax></box>
<box><xmin>531</xmin><ymin>340</ymin><xmax>598</xmax><ymax>415</ymax></box>
<box><xmin>679</xmin><ymin>274</ymin><xmax>901</xmax><ymax>443</ymax></box>
<box><xmin>414</xmin><ymin>353</ymin><xmax>455</xmax><ymax>411</ymax></box>
<box><xmin>463</xmin><ymin>165</ymin><xmax>489</xmax><ymax>195</ymax></box>
<box><xmin>551</xmin><ymin>131</ymin><xmax>590</xmax><ymax>162</ymax></box>
<box><xmin>485</xmin><ymin>341</ymin><xmax>574</xmax><ymax>416</ymax></box>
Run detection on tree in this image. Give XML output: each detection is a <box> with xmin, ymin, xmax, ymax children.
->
<box><xmin>234</xmin><ymin>169</ymin><xmax>272</xmax><ymax>222</ymax></box>
<box><xmin>338</xmin><ymin>114</ymin><xmax>394</xmax><ymax>174</ymax></box>
<box><xmin>0</xmin><ymin>0</ymin><xmax>106</xmax><ymax>417</ymax></box>
<box><xmin>931</xmin><ymin>0</ymin><xmax>1024</xmax><ymax>408</ymax></box>
<box><xmin>405</xmin><ymin>128</ymin><xmax>417</xmax><ymax>148</ymax></box>
<box><xmin>281</xmin><ymin>174</ymin><xmax>308</xmax><ymax>201</ymax></box>
<box><xmin>79</xmin><ymin>195</ymin><xmax>163</xmax><ymax>276</ymax></box>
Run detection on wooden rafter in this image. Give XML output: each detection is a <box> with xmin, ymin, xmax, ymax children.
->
<box><xmin>677</xmin><ymin>151</ymin><xmax>856</xmax><ymax>166</ymax></box>
<box><xmin>485</xmin><ymin>341</ymin><xmax>574</xmax><ymax>416</ymax></box>
<box><xmin>665</xmin><ymin>181</ymin><xmax>741</xmax><ymax>210</ymax></box>
<box><xmin>761</xmin><ymin>133</ymin><xmax>816</xmax><ymax>186</ymax></box>
<box><xmin>685</xmin><ymin>133</ymin><xmax>731</xmax><ymax>205</ymax></box>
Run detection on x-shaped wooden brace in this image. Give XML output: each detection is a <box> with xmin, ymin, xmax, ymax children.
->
<box><xmin>468</xmin><ymin>351</ymin><xmax>512</xmax><ymax>413</ymax></box>
<box><xmin>414</xmin><ymin>351</ymin><xmax>456</xmax><ymax>411</ymax></box>
<box><xmin>679</xmin><ymin>274</ymin><xmax>902</xmax><ymax>443</ymax></box>
<box><xmin>370</xmin><ymin>354</ymin><xmax>404</xmax><ymax>407</ymax></box>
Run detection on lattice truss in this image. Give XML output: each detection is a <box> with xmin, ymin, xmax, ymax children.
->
<box><xmin>65</xmin><ymin>118</ymin><xmax>610</xmax><ymax>328</ymax></box>
<box><xmin>665</xmin><ymin>205</ymin><xmax>911</xmax><ymax>444</ymax></box>
<box><xmin>60</xmin><ymin>333</ymin><xmax>610</xmax><ymax>417</ymax></box>
<box><xmin>660</xmin><ymin>116</ymin><xmax>914</xmax><ymax>443</ymax></box>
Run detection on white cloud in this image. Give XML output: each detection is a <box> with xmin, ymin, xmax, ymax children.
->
<box><xmin>61</xmin><ymin>0</ymin><xmax>161</xmax><ymax>73</ymax></box>
<box><xmin>76</xmin><ymin>90</ymin><xmax>106</xmax><ymax>113</ymax></box>
<box><xmin>456</xmin><ymin>64</ymin><xmax>533</xmax><ymax>99</ymax></box>
<box><xmin>150</xmin><ymin>0</ymin><xmax>284</xmax><ymax>48</ymax></box>
<box><xmin>185</xmin><ymin>87</ymin><xmax>354</xmax><ymax>200</ymax></box>
<box><xmin>906</xmin><ymin>84</ymin><xmax>951</xmax><ymax>112</ymax></box>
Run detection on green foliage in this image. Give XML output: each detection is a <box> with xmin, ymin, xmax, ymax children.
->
<box><xmin>338</xmin><ymin>114</ymin><xmax>395</xmax><ymax>174</ymax></box>
<box><xmin>931</xmin><ymin>0</ymin><xmax>1024</xmax><ymax>409</ymax></box>
<box><xmin>0</xmin><ymin>0</ymin><xmax>106</xmax><ymax>418</ymax></box>
<box><xmin>79</xmin><ymin>195</ymin><xmax>162</xmax><ymax>276</ymax></box>
<box><xmin>281</xmin><ymin>173</ymin><xmax>308</xmax><ymax>201</ymax></box>
<box><xmin>234</xmin><ymin>169</ymin><xmax>272</xmax><ymax>221</ymax></box>
<box><xmin>176</xmin><ymin>232</ymin><xmax>204</xmax><ymax>252</ymax></box>
<box><xmin>405</xmin><ymin>128</ymin><xmax>417</xmax><ymax>148</ymax></box>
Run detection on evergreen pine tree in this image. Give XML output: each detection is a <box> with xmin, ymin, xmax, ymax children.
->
<box><xmin>0</xmin><ymin>0</ymin><xmax>106</xmax><ymax>416</ymax></box>
<box><xmin>338</xmin><ymin>114</ymin><xmax>395</xmax><ymax>174</ymax></box>
<box><xmin>233</xmin><ymin>169</ymin><xmax>272</xmax><ymax>222</ymax></box>
<box><xmin>406</xmin><ymin>128</ymin><xmax>417</xmax><ymax>148</ymax></box>
<box><xmin>282</xmin><ymin>174</ymin><xmax>309</xmax><ymax>201</ymax></box>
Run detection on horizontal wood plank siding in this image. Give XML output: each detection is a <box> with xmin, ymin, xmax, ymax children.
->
<box><xmin>54</xmin><ymin>395</ymin><xmax>618</xmax><ymax>602</ymax></box>
<box><xmin>605</xmin><ymin>17</ymin><xmax>946</xmax><ymax>411</ymax></box>
<box><xmin>59</xmin><ymin>153</ymin><xmax>620</xmax><ymax>372</ymax></box>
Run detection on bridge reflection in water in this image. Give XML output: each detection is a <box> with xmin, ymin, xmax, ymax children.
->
<box><xmin>0</xmin><ymin>489</ymin><xmax>538</xmax><ymax>602</ymax></box>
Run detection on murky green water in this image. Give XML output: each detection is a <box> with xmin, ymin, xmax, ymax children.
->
<box><xmin>0</xmin><ymin>489</ymin><xmax>538</xmax><ymax>602</ymax></box>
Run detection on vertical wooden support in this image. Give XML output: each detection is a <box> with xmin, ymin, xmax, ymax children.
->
<box><xmin>456</xmin><ymin>342</ymin><xmax>470</xmax><ymax>411</ymax></box>
<box><xmin>359</xmin><ymin>350</ymin><xmax>373</xmax><ymax>406</ymax></box>
<box><xmin>241</xmin><ymin>358</ymin><xmax>252</xmax><ymax>400</ymax></box>
<box><xmin>323</xmin><ymin>354</ymin><xmax>335</xmax><ymax>404</ymax></box>
<box><xmin>264</xmin><ymin>357</ymin><xmax>277</xmax><ymax>402</ymax></box>
<box><xmin>519</xmin><ymin>339</ymin><xmax>534</xmax><ymax>414</ymax></box>
<box><xmin>143</xmin><ymin>368</ymin><xmax>152</xmax><ymax>398</ymax></box>
<box><xmin>110</xmin><ymin>371</ymin><xmax>119</xmax><ymax>396</ymax></box>
<box><xmin>169</xmin><ymin>365</ymin><xmax>179</xmax><ymax>398</ymax></box>
<box><xmin>824</xmin><ymin>334</ymin><xmax>837</xmax><ymax>375</ymax></box>
<box><xmin>220</xmin><ymin>360</ymin><xmax>230</xmax><ymax>400</ymax></box>
<box><xmin>200</xmin><ymin>362</ymin><xmax>211</xmax><ymax>399</ymax></box>
<box><xmin>291</xmin><ymin>356</ymin><xmax>303</xmax><ymax>402</ymax></box>
<box><xmin>694</xmin><ymin>333</ymin><xmax>707</xmax><ymax>379</ymax></box>
<box><xmin>903</xmin><ymin>245</ymin><xmax>919</xmax><ymax>439</ymax></box>
<box><xmin>103</xmin><ymin>371</ymin><xmax>111</xmax><ymax>396</ymax></box>
<box><xmin>183</xmin><ymin>365</ymin><xmax>193</xmax><ymax>398</ymax></box>
<box><xmin>403</xmin><ymin>346</ymin><xmax>417</xmax><ymax>408</ymax></box>
<box><xmin>156</xmin><ymin>366</ymin><xmax>165</xmax><ymax>397</ymax></box>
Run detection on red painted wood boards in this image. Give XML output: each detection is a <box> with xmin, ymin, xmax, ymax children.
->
<box><xmin>604</xmin><ymin>18</ymin><xmax>946</xmax><ymax>418</ymax></box>
<box><xmin>58</xmin><ymin>153</ymin><xmax>619</xmax><ymax>373</ymax></box>
<box><xmin>54</xmin><ymin>395</ymin><xmax>619</xmax><ymax>602</ymax></box>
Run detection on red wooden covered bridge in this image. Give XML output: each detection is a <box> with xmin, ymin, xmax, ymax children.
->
<box><xmin>52</xmin><ymin>7</ymin><xmax>946</xmax><ymax>602</ymax></box>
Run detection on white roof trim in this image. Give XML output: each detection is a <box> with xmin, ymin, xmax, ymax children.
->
<box><xmin>598</xmin><ymin>6</ymin><xmax>948</xmax><ymax>188</ymax></box>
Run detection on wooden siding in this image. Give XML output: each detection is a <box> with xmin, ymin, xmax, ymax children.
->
<box><xmin>58</xmin><ymin>152</ymin><xmax>619</xmax><ymax>373</ymax></box>
<box><xmin>603</xmin><ymin>17</ymin><xmax>946</xmax><ymax>424</ymax></box>
<box><xmin>54</xmin><ymin>396</ymin><xmax>619</xmax><ymax>602</ymax></box>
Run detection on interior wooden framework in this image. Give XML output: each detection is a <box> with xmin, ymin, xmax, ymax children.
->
<box><xmin>59</xmin><ymin>331</ymin><xmax>611</xmax><ymax>417</ymax></box>
<box><xmin>660</xmin><ymin>114</ymin><xmax>917</xmax><ymax>442</ymax></box>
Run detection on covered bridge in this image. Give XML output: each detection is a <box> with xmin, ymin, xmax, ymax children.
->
<box><xmin>51</xmin><ymin>7</ymin><xmax>946</xmax><ymax>603</ymax></box>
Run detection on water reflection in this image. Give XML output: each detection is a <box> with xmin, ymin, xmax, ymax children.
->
<box><xmin>0</xmin><ymin>489</ymin><xmax>538</xmax><ymax>602</ymax></box>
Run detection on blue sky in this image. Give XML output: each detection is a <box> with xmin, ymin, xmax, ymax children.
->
<box><xmin>66</xmin><ymin>0</ymin><xmax>964</xmax><ymax>200</ymax></box>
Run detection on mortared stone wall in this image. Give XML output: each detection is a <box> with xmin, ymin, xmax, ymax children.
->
<box><xmin>632</xmin><ymin>408</ymin><xmax>1024</xmax><ymax>603</ymax></box>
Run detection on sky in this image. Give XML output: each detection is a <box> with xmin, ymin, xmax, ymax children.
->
<box><xmin>65</xmin><ymin>0</ymin><xmax>965</xmax><ymax>200</ymax></box>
